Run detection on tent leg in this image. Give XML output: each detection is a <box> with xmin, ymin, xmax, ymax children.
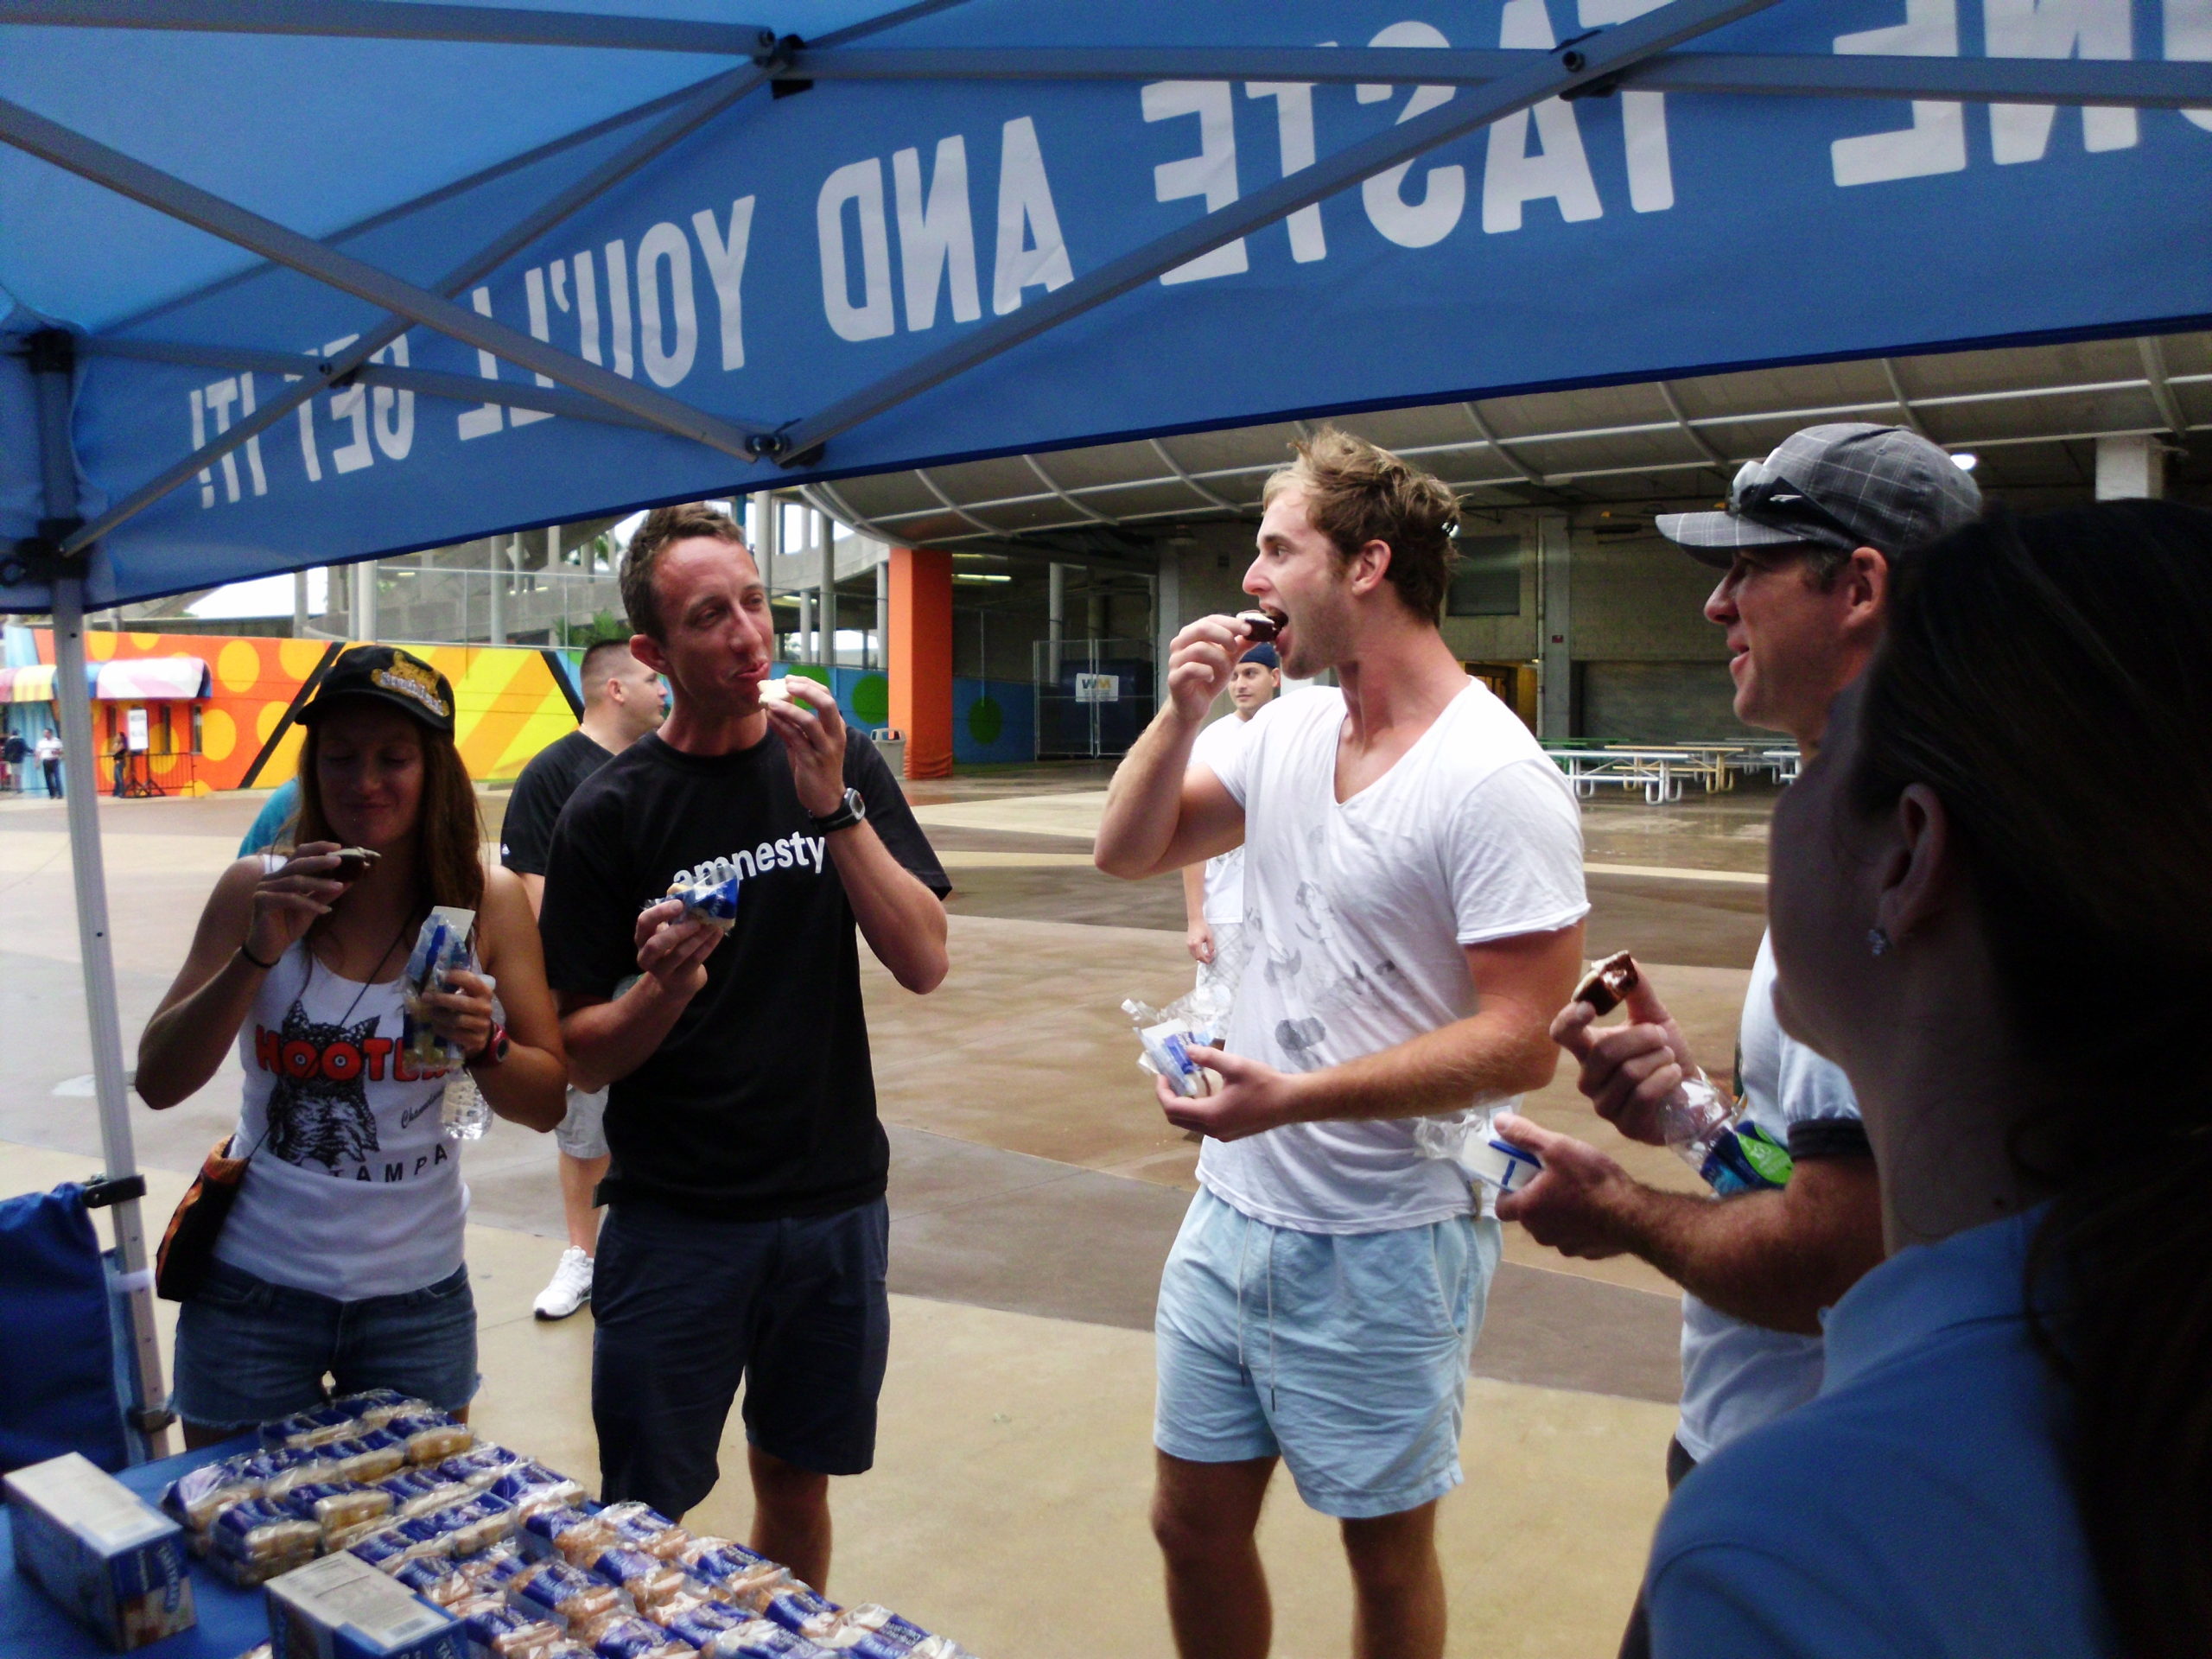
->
<box><xmin>50</xmin><ymin>575</ymin><xmax>174</xmax><ymax>1460</ymax></box>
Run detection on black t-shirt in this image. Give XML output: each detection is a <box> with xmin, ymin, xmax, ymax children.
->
<box><xmin>500</xmin><ymin>728</ymin><xmax>616</xmax><ymax>876</ymax></box>
<box><xmin>537</xmin><ymin>725</ymin><xmax>949</xmax><ymax>1219</ymax></box>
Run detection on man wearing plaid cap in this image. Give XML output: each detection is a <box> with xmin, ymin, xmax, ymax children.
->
<box><xmin>1488</xmin><ymin>424</ymin><xmax>1980</xmax><ymax>1659</ymax></box>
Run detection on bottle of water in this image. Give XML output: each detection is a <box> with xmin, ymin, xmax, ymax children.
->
<box><xmin>1662</xmin><ymin>1075</ymin><xmax>1793</xmax><ymax>1193</ymax></box>
<box><xmin>441</xmin><ymin>1071</ymin><xmax>490</xmax><ymax>1142</ymax></box>
<box><xmin>439</xmin><ymin>977</ymin><xmax>499</xmax><ymax>1143</ymax></box>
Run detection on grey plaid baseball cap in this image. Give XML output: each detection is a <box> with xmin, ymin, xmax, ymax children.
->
<box><xmin>1657</xmin><ymin>423</ymin><xmax>1982</xmax><ymax>569</ymax></box>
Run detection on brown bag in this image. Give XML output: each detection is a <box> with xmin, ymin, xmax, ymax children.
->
<box><xmin>154</xmin><ymin>1135</ymin><xmax>251</xmax><ymax>1302</ymax></box>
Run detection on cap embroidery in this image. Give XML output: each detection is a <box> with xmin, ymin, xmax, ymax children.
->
<box><xmin>371</xmin><ymin>658</ymin><xmax>450</xmax><ymax>719</ymax></box>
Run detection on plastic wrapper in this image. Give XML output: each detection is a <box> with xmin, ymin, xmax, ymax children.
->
<box><xmin>460</xmin><ymin>1548</ymin><xmax>533</xmax><ymax>1594</ymax></box>
<box><xmin>703</xmin><ymin>1567</ymin><xmax>798</xmax><ymax>1615</ymax></box>
<box><xmin>387</xmin><ymin>1409</ymin><xmax>475</xmax><ymax>1465</ymax></box>
<box><xmin>580</xmin><ymin>1545</ymin><xmax>696</xmax><ymax>1614</ymax></box>
<box><xmin>1122</xmin><ymin>982</ymin><xmax>1231</xmax><ymax>1099</ymax></box>
<box><xmin>283</xmin><ymin>1479</ymin><xmax>395</xmax><ymax>1536</ymax></box>
<box><xmin>322</xmin><ymin>1428</ymin><xmax>411</xmax><ymax>1484</ymax></box>
<box><xmin>522</xmin><ymin>1504</ymin><xmax>613</xmax><ymax>1565</ymax></box>
<box><xmin>486</xmin><ymin>1465</ymin><xmax>584</xmax><ymax>1520</ymax></box>
<box><xmin>329</xmin><ymin>1389</ymin><xmax>424</xmax><ymax>1429</ymax></box>
<box><xmin>205</xmin><ymin>1545</ymin><xmax>318</xmax><ymax>1590</ymax></box>
<box><xmin>1408</xmin><ymin>1102</ymin><xmax>1536</xmax><ymax>1197</ymax></box>
<box><xmin>160</xmin><ymin>1451</ymin><xmax>268</xmax><ymax>1531</ymax></box>
<box><xmin>208</xmin><ymin>1497</ymin><xmax>321</xmax><ymax>1564</ymax></box>
<box><xmin>259</xmin><ymin>1448</ymin><xmax>341</xmax><ymax>1502</ymax></box>
<box><xmin>508</xmin><ymin>1560</ymin><xmax>631</xmax><ymax>1629</ymax></box>
<box><xmin>441</xmin><ymin>1445</ymin><xmax>527</xmax><ymax>1490</ymax></box>
<box><xmin>262</xmin><ymin>1402</ymin><xmax>361</xmax><ymax>1452</ymax></box>
<box><xmin>762</xmin><ymin>1591</ymin><xmax>844</xmax><ymax>1642</ymax></box>
<box><xmin>401</xmin><ymin>905</ymin><xmax>478</xmax><ymax>1071</ymax></box>
<box><xmin>434</xmin><ymin>1493</ymin><xmax>518</xmax><ymax>1557</ymax></box>
<box><xmin>704</xmin><ymin>1621</ymin><xmax>836</xmax><ymax>1659</ymax></box>
<box><xmin>660</xmin><ymin>1599</ymin><xmax>752</xmax><ymax>1650</ymax></box>
<box><xmin>819</xmin><ymin>1606</ymin><xmax>969</xmax><ymax>1659</ymax></box>
<box><xmin>451</xmin><ymin>1593</ymin><xmax>564</xmax><ymax>1658</ymax></box>
<box><xmin>378</xmin><ymin>1469</ymin><xmax>476</xmax><ymax>1522</ymax></box>
<box><xmin>391</xmin><ymin>1555</ymin><xmax>474</xmax><ymax>1606</ymax></box>
<box><xmin>660</xmin><ymin>868</ymin><xmax>741</xmax><ymax>934</ymax></box>
<box><xmin>583</xmin><ymin>1613</ymin><xmax>691</xmax><ymax>1657</ymax></box>
<box><xmin>597</xmin><ymin>1502</ymin><xmax>691</xmax><ymax>1563</ymax></box>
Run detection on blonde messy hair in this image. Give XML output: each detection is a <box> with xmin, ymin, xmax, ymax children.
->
<box><xmin>1262</xmin><ymin>428</ymin><xmax>1460</xmax><ymax>621</ymax></box>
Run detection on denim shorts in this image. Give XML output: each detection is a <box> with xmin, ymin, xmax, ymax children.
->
<box><xmin>171</xmin><ymin>1256</ymin><xmax>479</xmax><ymax>1433</ymax></box>
<box><xmin>592</xmin><ymin>1198</ymin><xmax>890</xmax><ymax>1521</ymax></box>
<box><xmin>1154</xmin><ymin>1188</ymin><xmax>1501</xmax><ymax>1520</ymax></box>
<box><xmin>554</xmin><ymin>1084</ymin><xmax>610</xmax><ymax>1161</ymax></box>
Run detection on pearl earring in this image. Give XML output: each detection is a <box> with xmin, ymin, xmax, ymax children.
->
<box><xmin>1867</xmin><ymin>927</ymin><xmax>1891</xmax><ymax>957</ymax></box>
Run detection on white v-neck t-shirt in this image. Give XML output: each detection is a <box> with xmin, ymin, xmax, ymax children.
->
<box><xmin>1199</xmin><ymin>683</ymin><xmax>1588</xmax><ymax>1234</ymax></box>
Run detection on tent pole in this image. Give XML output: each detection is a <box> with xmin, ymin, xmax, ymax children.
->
<box><xmin>30</xmin><ymin>330</ymin><xmax>173</xmax><ymax>1459</ymax></box>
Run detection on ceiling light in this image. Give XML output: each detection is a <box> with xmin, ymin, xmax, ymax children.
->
<box><xmin>953</xmin><ymin>573</ymin><xmax>1012</xmax><ymax>583</ymax></box>
<box><xmin>1951</xmin><ymin>452</ymin><xmax>1978</xmax><ymax>471</ymax></box>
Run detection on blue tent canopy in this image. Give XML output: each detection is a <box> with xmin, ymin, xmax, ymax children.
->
<box><xmin>5</xmin><ymin>0</ymin><xmax>2210</xmax><ymax>610</ymax></box>
<box><xmin>1</xmin><ymin>0</ymin><xmax>2206</xmax><ymax>1460</ymax></box>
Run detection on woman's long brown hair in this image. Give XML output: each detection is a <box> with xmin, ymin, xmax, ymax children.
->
<box><xmin>1849</xmin><ymin>501</ymin><xmax>2212</xmax><ymax>1656</ymax></box>
<box><xmin>289</xmin><ymin>709</ymin><xmax>485</xmax><ymax>917</ymax></box>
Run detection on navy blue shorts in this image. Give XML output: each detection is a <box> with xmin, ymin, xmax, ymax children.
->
<box><xmin>591</xmin><ymin>1198</ymin><xmax>890</xmax><ymax>1519</ymax></box>
<box><xmin>171</xmin><ymin>1256</ymin><xmax>478</xmax><ymax>1434</ymax></box>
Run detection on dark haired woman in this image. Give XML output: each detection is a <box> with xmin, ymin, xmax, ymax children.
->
<box><xmin>1644</xmin><ymin>500</ymin><xmax>2212</xmax><ymax>1657</ymax></box>
<box><xmin>137</xmin><ymin>646</ymin><xmax>567</xmax><ymax>1447</ymax></box>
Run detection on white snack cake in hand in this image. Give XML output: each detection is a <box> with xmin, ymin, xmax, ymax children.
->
<box><xmin>5</xmin><ymin>1452</ymin><xmax>196</xmax><ymax>1650</ymax></box>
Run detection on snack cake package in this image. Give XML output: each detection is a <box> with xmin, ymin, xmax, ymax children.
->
<box><xmin>4</xmin><ymin>1452</ymin><xmax>196</xmax><ymax>1650</ymax></box>
<box><xmin>265</xmin><ymin>1549</ymin><xmax>466</xmax><ymax>1659</ymax></box>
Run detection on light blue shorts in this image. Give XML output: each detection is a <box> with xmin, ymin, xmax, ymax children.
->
<box><xmin>1154</xmin><ymin>1187</ymin><xmax>1501</xmax><ymax>1520</ymax></box>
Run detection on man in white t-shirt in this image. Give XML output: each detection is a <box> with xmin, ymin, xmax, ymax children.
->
<box><xmin>1097</xmin><ymin>430</ymin><xmax>1587</xmax><ymax>1659</ymax></box>
<box><xmin>1179</xmin><ymin>640</ymin><xmax>1280</xmax><ymax>1000</ymax></box>
<box><xmin>1488</xmin><ymin>424</ymin><xmax>1980</xmax><ymax>1658</ymax></box>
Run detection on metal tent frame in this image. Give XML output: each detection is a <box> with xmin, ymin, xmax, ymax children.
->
<box><xmin>6</xmin><ymin>0</ymin><xmax>2208</xmax><ymax>1457</ymax></box>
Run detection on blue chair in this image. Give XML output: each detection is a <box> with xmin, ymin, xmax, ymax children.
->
<box><xmin>0</xmin><ymin>1182</ymin><xmax>148</xmax><ymax>1475</ymax></box>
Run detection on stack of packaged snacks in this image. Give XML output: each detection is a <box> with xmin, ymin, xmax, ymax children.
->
<box><xmin>172</xmin><ymin>1402</ymin><xmax>982</xmax><ymax>1657</ymax></box>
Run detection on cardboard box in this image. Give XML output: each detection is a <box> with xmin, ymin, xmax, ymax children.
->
<box><xmin>265</xmin><ymin>1550</ymin><xmax>465</xmax><ymax>1659</ymax></box>
<box><xmin>4</xmin><ymin>1452</ymin><xmax>196</xmax><ymax>1650</ymax></box>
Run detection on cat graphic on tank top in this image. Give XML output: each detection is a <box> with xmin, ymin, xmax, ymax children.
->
<box><xmin>264</xmin><ymin>999</ymin><xmax>383</xmax><ymax>1173</ymax></box>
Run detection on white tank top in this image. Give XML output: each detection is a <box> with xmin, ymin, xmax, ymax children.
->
<box><xmin>213</xmin><ymin>931</ymin><xmax>470</xmax><ymax>1300</ymax></box>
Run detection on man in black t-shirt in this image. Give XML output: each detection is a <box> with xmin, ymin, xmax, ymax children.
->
<box><xmin>538</xmin><ymin>503</ymin><xmax>948</xmax><ymax>1590</ymax></box>
<box><xmin>499</xmin><ymin>638</ymin><xmax>665</xmax><ymax>1322</ymax></box>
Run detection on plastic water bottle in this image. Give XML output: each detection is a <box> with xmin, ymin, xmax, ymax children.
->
<box><xmin>1662</xmin><ymin>1075</ymin><xmax>1792</xmax><ymax>1193</ymax></box>
<box><xmin>439</xmin><ymin>976</ymin><xmax>499</xmax><ymax>1143</ymax></box>
<box><xmin>440</xmin><ymin>1071</ymin><xmax>490</xmax><ymax>1142</ymax></box>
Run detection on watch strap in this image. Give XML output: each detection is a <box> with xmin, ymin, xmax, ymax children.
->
<box><xmin>811</xmin><ymin>786</ymin><xmax>868</xmax><ymax>835</ymax></box>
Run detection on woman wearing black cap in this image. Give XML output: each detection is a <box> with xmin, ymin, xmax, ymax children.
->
<box><xmin>137</xmin><ymin>645</ymin><xmax>568</xmax><ymax>1447</ymax></box>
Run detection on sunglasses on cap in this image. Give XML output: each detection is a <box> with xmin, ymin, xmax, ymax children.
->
<box><xmin>1728</xmin><ymin>461</ymin><xmax>1867</xmax><ymax>552</ymax></box>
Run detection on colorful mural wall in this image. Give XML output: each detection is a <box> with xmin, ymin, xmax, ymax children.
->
<box><xmin>771</xmin><ymin>665</ymin><xmax>1033</xmax><ymax>766</ymax></box>
<box><xmin>1</xmin><ymin>625</ymin><xmax>582</xmax><ymax>796</ymax></box>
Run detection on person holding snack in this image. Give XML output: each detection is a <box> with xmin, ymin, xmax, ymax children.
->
<box><xmin>136</xmin><ymin>645</ymin><xmax>568</xmax><ymax>1448</ymax></box>
<box><xmin>1179</xmin><ymin>639</ymin><xmax>1280</xmax><ymax>1000</ymax></box>
<box><xmin>1095</xmin><ymin>429</ymin><xmax>1587</xmax><ymax>1659</ymax></box>
<box><xmin>497</xmin><ymin>638</ymin><xmax>668</xmax><ymax>1323</ymax></box>
<box><xmin>1649</xmin><ymin>504</ymin><xmax>2212</xmax><ymax>1656</ymax></box>
<box><xmin>1485</xmin><ymin>425</ymin><xmax>1979</xmax><ymax>1658</ymax></box>
<box><xmin>537</xmin><ymin>503</ymin><xmax>948</xmax><ymax>1590</ymax></box>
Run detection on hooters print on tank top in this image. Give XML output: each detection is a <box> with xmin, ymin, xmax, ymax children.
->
<box><xmin>215</xmin><ymin>934</ymin><xmax>472</xmax><ymax>1300</ymax></box>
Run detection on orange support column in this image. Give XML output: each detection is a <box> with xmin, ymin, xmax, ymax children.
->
<box><xmin>887</xmin><ymin>545</ymin><xmax>954</xmax><ymax>780</ymax></box>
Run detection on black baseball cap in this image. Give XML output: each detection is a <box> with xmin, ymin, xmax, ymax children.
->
<box><xmin>1658</xmin><ymin>423</ymin><xmax>1982</xmax><ymax>569</ymax></box>
<box><xmin>298</xmin><ymin>645</ymin><xmax>456</xmax><ymax>735</ymax></box>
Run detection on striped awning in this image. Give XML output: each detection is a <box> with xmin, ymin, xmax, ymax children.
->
<box><xmin>95</xmin><ymin>658</ymin><xmax>212</xmax><ymax>701</ymax></box>
<box><xmin>4</xmin><ymin>664</ymin><xmax>54</xmax><ymax>703</ymax></box>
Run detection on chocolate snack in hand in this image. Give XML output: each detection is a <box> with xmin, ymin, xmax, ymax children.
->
<box><xmin>1574</xmin><ymin>950</ymin><xmax>1639</xmax><ymax>1015</ymax></box>
<box><xmin>1236</xmin><ymin>608</ymin><xmax>1284</xmax><ymax>644</ymax></box>
<box><xmin>332</xmin><ymin>848</ymin><xmax>380</xmax><ymax>882</ymax></box>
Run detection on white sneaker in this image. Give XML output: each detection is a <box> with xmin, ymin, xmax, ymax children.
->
<box><xmin>533</xmin><ymin>1246</ymin><xmax>594</xmax><ymax>1320</ymax></box>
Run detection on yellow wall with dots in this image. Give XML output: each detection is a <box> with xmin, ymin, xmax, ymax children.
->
<box><xmin>27</xmin><ymin>630</ymin><xmax>582</xmax><ymax>794</ymax></box>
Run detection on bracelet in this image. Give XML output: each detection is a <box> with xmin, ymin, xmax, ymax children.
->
<box><xmin>238</xmin><ymin>941</ymin><xmax>279</xmax><ymax>971</ymax></box>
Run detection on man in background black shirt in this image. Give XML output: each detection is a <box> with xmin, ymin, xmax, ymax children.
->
<box><xmin>538</xmin><ymin>504</ymin><xmax>948</xmax><ymax>1592</ymax></box>
<box><xmin>499</xmin><ymin>638</ymin><xmax>665</xmax><ymax>1321</ymax></box>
